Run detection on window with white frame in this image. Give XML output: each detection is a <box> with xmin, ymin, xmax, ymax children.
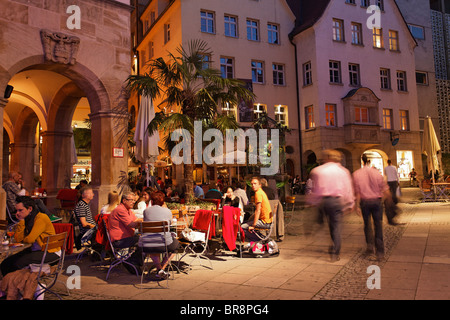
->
<box><xmin>201</xmin><ymin>10</ymin><xmax>215</xmax><ymax>34</ymax></box>
<box><xmin>272</xmin><ymin>63</ymin><xmax>285</xmax><ymax>85</ymax></box>
<box><xmin>351</xmin><ymin>22</ymin><xmax>363</xmax><ymax>45</ymax></box>
<box><xmin>400</xmin><ymin>110</ymin><xmax>409</xmax><ymax>131</ymax></box>
<box><xmin>224</xmin><ymin>15</ymin><xmax>238</xmax><ymax>38</ymax></box>
<box><xmin>389</xmin><ymin>30</ymin><xmax>399</xmax><ymax>51</ymax></box>
<box><xmin>254</xmin><ymin>103</ymin><xmax>266</xmax><ymax>120</ymax></box>
<box><xmin>247</xmin><ymin>19</ymin><xmax>259</xmax><ymax>41</ymax></box>
<box><xmin>346</xmin><ymin>0</ymin><xmax>356</xmax><ymax>4</ymax></box>
<box><xmin>397</xmin><ymin>71</ymin><xmax>407</xmax><ymax>91</ymax></box>
<box><xmin>325</xmin><ymin>104</ymin><xmax>337</xmax><ymax>127</ymax></box>
<box><xmin>382</xmin><ymin>108</ymin><xmax>393</xmax><ymax>129</ymax></box>
<box><xmin>361</xmin><ymin>0</ymin><xmax>370</xmax><ymax>7</ymax></box>
<box><xmin>305</xmin><ymin>106</ymin><xmax>315</xmax><ymax>129</ymax></box>
<box><xmin>222</xmin><ymin>102</ymin><xmax>236</xmax><ymax>118</ymax></box>
<box><xmin>164</xmin><ymin>23</ymin><xmax>170</xmax><ymax>44</ymax></box>
<box><xmin>375</xmin><ymin>0</ymin><xmax>384</xmax><ymax>10</ymax></box>
<box><xmin>274</xmin><ymin>105</ymin><xmax>287</xmax><ymax>125</ymax></box>
<box><xmin>303</xmin><ymin>61</ymin><xmax>312</xmax><ymax>86</ymax></box>
<box><xmin>416</xmin><ymin>71</ymin><xmax>428</xmax><ymax>85</ymax></box>
<box><xmin>251</xmin><ymin>60</ymin><xmax>264</xmax><ymax>84</ymax></box>
<box><xmin>373</xmin><ymin>27</ymin><xmax>383</xmax><ymax>48</ymax></box>
<box><xmin>332</xmin><ymin>19</ymin><xmax>345</xmax><ymax>42</ymax></box>
<box><xmin>148</xmin><ymin>41</ymin><xmax>154</xmax><ymax>59</ymax></box>
<box><xmin>220</xmin><ymin>57</ymin><xmax>234</xmax><ymax>79</ymax></box>
<box><xmin>200</xmin><ymin>53</ymin><xmax>211</xmax><ymax>71</ymax></box>
<box><xmin>268</xmin><ymin>23</ymin><xmax>280</xmax><ymax>44</ymax></box>
<box><xmin>355</xmin><ymin>107</ymin><xmax>369</xmax><ymax>123</ymax></box>
<box><xmin>380</xmin><ymin>68</ymin><xmax>391</xmax><ymax>89</ymax></box>
<box><xmin>349</xmin><ymin>63</ymin><xmax>361</xmax><ymax>86</ymax></box>
<box><xmin>329</xmin><ymin>60</ymin><xmax>342</xmax><ymax>84</ymax></box>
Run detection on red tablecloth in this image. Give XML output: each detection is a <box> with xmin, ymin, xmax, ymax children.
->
<box><xmin>53</xmin><ymin>223</ymin><xmax>74</xmax><ymax>255</ymax></box>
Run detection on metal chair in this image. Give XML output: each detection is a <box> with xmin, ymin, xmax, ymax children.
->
<box><xmin>284</xmin><ymin>196</ymin><xmax>296</xmax><ymax>225</ymax></box>
<box><xmin>6</xmin><ymin>206</ymin><xmax>19</xmax><ymax>224</ymax></box>
<box><xmin>75</xmin><ymin>227</ymin><xmax>103</xmax><ymax>264</ymax></box>
<box><xmin>420</xmin><ymin>179</ymin><xmax>434</xmax><ymax>202</ymax></box>
<box><xmin>34</xmin><ymin>232</ymin><xmax>68</xmax><ymax>300</ymax></box>
<box><xmin>102</xmin><ymin>218</ymin><xmax>139</xmax><ymax>280</ymax></box>
<box><xmin>178</xmin><ymin>210</ymin><xmax>214</xmax><ymax>270</ymax></box>
<box><xmin>253</xmin><ymin>202</ymin><xmax>278</xmax><ymax>242</ymax></box>
<box><xmin>138</xmin><ymin>220</ymin><xmax>176</xmax><ymax>288</ymax></box>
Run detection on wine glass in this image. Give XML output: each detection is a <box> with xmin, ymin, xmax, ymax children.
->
<box><xmin>6</xmin><ymin>225</ymin><xmax>15</xmax><ymax>243</ymax></box>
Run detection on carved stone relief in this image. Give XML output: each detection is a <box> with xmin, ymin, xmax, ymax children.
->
<box><xmin>40</xmin><ymin>29</ymin><xmax>80</xmax><ymax>65</ymax></box>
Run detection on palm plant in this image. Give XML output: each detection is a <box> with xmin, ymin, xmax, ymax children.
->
<box><xmin>126</xmin><ymin>40</ymin><xmax>255</xmax><ymax>201</ymax></box>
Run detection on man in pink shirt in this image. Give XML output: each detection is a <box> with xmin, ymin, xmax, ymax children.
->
<box><xmin>109</xmin><ymin>191</ymin><xmax>143</xmax><ymax>273</ymax></box>
<box><xmin>353</xmin><ymin>154</ymin><xmax>391</xmax><ymax>261</ymax></box>
<box><xmin>307</xmin><ymin>150</ymin><xmax>354</xmax><ymax>262</ymax></box>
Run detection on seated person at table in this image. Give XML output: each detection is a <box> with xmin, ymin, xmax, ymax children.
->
<box><xmin>205</xmin><ymin>182</ymin><xmax>222</xmax><ymax>199</ymax></box>
<box><xmin>241</xmin><ymin>177</ymin><xmax>273</xmax><ymax>241</ymax></box>
<box><xmin>100</xmin><ymin>191</ymin><xmax>120</xmax><ymax>215</ymax></box>
<box><xmin>194</xmin><ymin>183</ymin><xmax>204</xmax><ymax>199</ymax></box>
<box><xmin>141</xmin><ymin>191</ymin><xmax>180</xmax><ymax>279</ymax></box>
<box><xmin>133</xmin><ymin>187</ymin><xmax>152</xmax><ymax>219</ymax></box>
<box><xmin>221</xmin><ymin>187</ymin><xmax>240</xmax><ymax>208</ymax></box>
<box><xmin>2</xmin><ymin>171</ymin><xmax>52</xmax><ymax>220</ymax></box>
<box><xmin>165</xmin><ymin>186</ymin><xmax>179</xmax><ymax>200</ymax></box>
<box><xmin>0</xmin><ymin>196</ymin><xmax>61</xmax><ymax>276</ymax></box>
<box><xmin>74</xmin><ymin>186</ymin><xmax>97</xmax><ymax>245</ymax></box>
<box><xmin>109</xmin><ymin>191</ymin><xmax>143</xmax><ymax>273</ymax></box>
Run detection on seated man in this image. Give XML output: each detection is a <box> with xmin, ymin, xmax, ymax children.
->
<box><xmin>204</xmin><ymin>182</ymin><xmax>222</xmax><ymax>199</ymax></box>
<box><xmin>241</xmin><ymin>177</ymin><xmax>273</xmax><ymax>241</ymax></box>
<box><xmin>108</xmin><ymin>191</ymin><xmax>143</xmax><ymax>273</ymax></box>
<box><xmin>74</xmin><ymin>186</ymin><xmax>97</xmax><ymax>241</ymax></box>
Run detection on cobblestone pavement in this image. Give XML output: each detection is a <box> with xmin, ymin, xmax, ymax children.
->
<box><xmin>41</xmin><ymin>188</ymin><xmax>450</xmax><ymax>301</ymax></box>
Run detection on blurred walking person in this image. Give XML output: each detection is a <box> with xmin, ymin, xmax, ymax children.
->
<box><xmin>307</xmin><ymin>150</ymin><xmax>354</xmax><ymax>262</ymax></box>
<box><xmin>353</xmin><ymin>154</ymin><xmax>391</xmax><ymax>261</ymax></box>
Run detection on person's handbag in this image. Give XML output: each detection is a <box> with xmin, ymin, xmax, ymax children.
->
<box><xmin>396</xmin><ymin>186</ymin><xmax>402</xmax><ymax>198</ymax></box>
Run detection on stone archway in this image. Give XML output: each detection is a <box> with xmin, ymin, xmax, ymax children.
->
<box><xmin>4</xmin><ymin>57</ymin><xmax>129</xmax><ymax>215</ymax></box>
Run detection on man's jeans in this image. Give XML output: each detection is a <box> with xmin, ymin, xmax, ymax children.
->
<box><xmin>318</xmin><ymin>197</ymin><xmax>343</xmax><ymax>255</ymax></box>
<box><xmin>360</xmin><ymin>198</ymin><xmax>384</xmax><ymax>256</ymax></box>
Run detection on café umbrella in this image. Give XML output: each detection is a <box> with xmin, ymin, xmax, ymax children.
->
<box><xmin>134</xmin><ymin>95</ymin><xmax>160</xmax><ymax>187</ymax></box>
<box><xmin>422</xmin><ymin>116</ymin><xmax>442</xmax><ymax>187</ymax></box>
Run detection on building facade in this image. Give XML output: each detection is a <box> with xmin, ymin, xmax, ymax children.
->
<box><xmin>132</xmin><ymin>0</ymin><xmax>300</xmax><ymax>184</ymax></box>
<box><xmin>289</xmin><ymin>0</ymin><xmax>423</xmax><ymax>181</ymax></box>
<box><xmin>429</xmin><ymin>0</ymin><xmax>450</xmax><ymax>153</ymax></box>
<box><xmin>0</xmin><ymin>0</ymin><xmax>133</xmax><ymax>217</ymax></box>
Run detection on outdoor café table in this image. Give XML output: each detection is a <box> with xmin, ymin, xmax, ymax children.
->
<box><xmin>0</xmin><ymin>243</ymin><xmax>32</xmax><ymax>264</ymax></box>
<box><xmin>432</xmin><ymin>183</ymin><xmax>450</xmax><ymax>201</ymax></box>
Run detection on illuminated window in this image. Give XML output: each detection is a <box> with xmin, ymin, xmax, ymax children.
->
<box><xmin>325</xmin><ymin>104</ymin><xmax>336</xmax><ymax>127</ymax></box>
<box><xmin>400</xmin><ymin>110</ymin><xmax>409</xmax><ymax>131</ymax></box>
<box><xmin>389</xmin><ymin>30</ymin><xmax>399</xmax><ymax>51</ymax></box>
<box><xmin>222</xmin><ymin>102</ymin><xmax>236</xmax><ymax>118</ymax></box>
<box><xmin>382</xmin><ymin>108</ymin><xmax>393</xmax><ymax>129</ymax></box>
<box><xmin>355</xmin><ymin>107</ymin><xmax>369</xmax><ymax>123</ymax></box>
<box><xmin>275</xmin><ymin>105</ymin><xmax>287</xmax><ymax>125</ymax></box>
<box><xmin>253</xmin><ymin>103</ymin><xmax>266</xmax><ymax>120</ymax></box>
<box><xmin>373</xmin><ymin>28</ymin><xmax>383</xmax><ymax>48</ymax></box>
<box><xmin>305</xmin><ymin>106</ymin><xmax>315</xmax><ymax>129</ymax></box>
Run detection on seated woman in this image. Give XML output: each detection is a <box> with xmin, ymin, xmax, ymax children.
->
<box><xmin>133</xmin><ymin>187</ymin><xmax>152</xmax><ymax>219</ymax></box>
<box><xmin>0</xmin><ymin>196</ymin><xmax>62</xmax><ymax>276</ymax></box>
<box><xmin>221</xmin><ymin>187</ymin><xmax>240</xmax><ymax>208</ymax></box>
<box><xmin>141</xmin><ymin>191</ymin><xmax>180</xmax><ymax>279</ymax></box>
<box><xmin>100</xmin><ymin>191</ymin><xmax>120</xmax><ymax>215</ymax></box>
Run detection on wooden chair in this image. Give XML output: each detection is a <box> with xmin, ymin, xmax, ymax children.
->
<box><xmin>34</xmin><ymin>232</ymin><xmax>68</xmax><ymax>300</ymax></box>
<box><xmin>0</xmin><ymin>219</ymin><xmax>8</xmax><ymax>231</ymax></box>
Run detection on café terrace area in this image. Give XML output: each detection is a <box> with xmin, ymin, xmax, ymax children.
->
<box><xmin>4</xmin><ymin>187</ymin><xmax>447</xmax><ymax>302</ymax></box>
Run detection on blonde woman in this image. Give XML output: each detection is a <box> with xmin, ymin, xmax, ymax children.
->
<box><xmin>100</xmin><ymin>191</ymin><xmax>120</xmax><ymax>215</ymax></box>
